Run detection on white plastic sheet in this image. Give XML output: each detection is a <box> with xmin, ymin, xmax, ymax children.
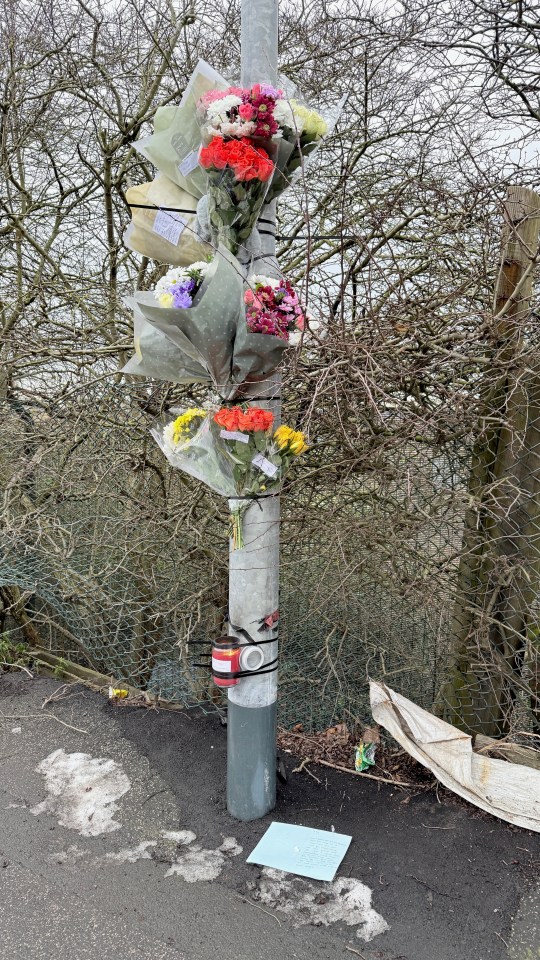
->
<box><xmin>370</xmin><ymin>680</ymin><xmax>540</xmax><ymax>833</ymax></box>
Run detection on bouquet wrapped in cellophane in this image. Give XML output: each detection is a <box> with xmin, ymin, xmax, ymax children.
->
<box><xmin>123</xmin><ymin>251</ymin><xmax>308</xmax><ymax>397</ymax></box>
<box><xmin>152</xmin><ymin>405</ymin><xmax>307</xmax><ymax>549</ymax></box>
<box><xmin>198</xmin><ymin>136</ymin><xmax>276</xmax><ymax>256</ymax></box>
<box><xmin>134</xmin><ymin>60</ymin><xmax>228</xmax><ymax>198</ymax></box>
<box><xmin>124</xmin><ymin>60</ymin><xmax>228</xmax><ymax>261</ymax></box>
<box><xmin>231</xmin><ymin>272</ymin><xmax>306</xmax><ymax>386</ymax></box>
<box><xmin>151</xmin><ymin>408</ymin><xmax>235</xmax><ymax>496</ymax></box>
<box><xmin>127</xmin><ymin>247</ymin><xmax>243</xmax><ymax>392</ymax></box>
<box><xmin>264</xmin><ymin>98</ymin><xmax>330</xmax><ymax>202</ymax></box>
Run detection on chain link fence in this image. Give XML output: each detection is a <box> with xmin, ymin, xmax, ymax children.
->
<box><xmin>6</xmin><ymin>380</ymin><xmax>535</xmax><ymax>739</ymax></box>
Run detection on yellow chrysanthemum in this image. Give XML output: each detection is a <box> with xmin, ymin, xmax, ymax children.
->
<box><xmin>274</xmin><ymin>425</ymin><xmax>295</xmax><ymax>449</ymax></box>
<box><xmin>171</xmin><ymin>408</ymin><xmax>207</xmax><ymax>444</ymax></box>
<box><xmin>158</xmin><ymin>292</ymin><xmax>174</xmax><ymax>308</ymax></box>
<box><xmin>289</xmin><ymin>434</ymin><xmax>308</xmax><ymax>455</ymax></box>
<box><xmin>291</xmin><ymin>102</ymin><xmax>328</xmax><ymax>139</ymax></box>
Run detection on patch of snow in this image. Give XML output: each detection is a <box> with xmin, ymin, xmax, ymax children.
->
<box><xmin>50</xmin><ymin>844</ymin><xmax>88</xmax><ymax>865</ymax></box>
<box><xmin>161</xmin><ymin>830</ymin><xmax>196</xmax><ymax>845</ymax></box>
<box><xmin>219</xmin><ymin>836</ymin><xmax>243</xmax><ymax>856</ymax></box>
<box><xmin>6</xmin><ymin>802</ymin><xmax>27</xmax><ymax>809</ymax></box>
<box><xmin>32</xmin><ymin>749</ymin><xmax>131</xmax><ymax>837</ymax></box>
<box><xmin>107</xmin><ymin>841</ymin><xmax>156</xmax><ymax>863</ymax></box>
<box><xmin>165</xmin><ymin>831</ymin><xmax>242</xmax><ymax>882</ymax></box>
<box><xmin>11</xmin><ymin>727</ymin><xmax>21</xmax><ymax>734</ymax></box>
<box><xmin>254</xmin><ymin>868</ymin><xmax>389</xmax><ymax>942</ymax></box>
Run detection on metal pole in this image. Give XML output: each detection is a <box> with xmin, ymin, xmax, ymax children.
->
<box><xmin>227</xmin><ymin>0</ymin><xmax>280</xmax><ymax>821</ymax></box>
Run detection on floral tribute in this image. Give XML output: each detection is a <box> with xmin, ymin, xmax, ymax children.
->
<box><xmin>198</xmin><ymin>138</ymin><xmax>275</xmax><ymax>255</ymax></box>
<box><xmin>154</xmin><ymin>261</ymin><xmax>211</xmax><ymax>309</ymax></box>
<box><xmin>213</xmin><ymin>406</ymin><xmax>307</xmax><ymax>548</ymax></box>
<box><xmin>197</xmin><ymin>84</ymin><xmax>297</xmax><ymax>141</ymax></box>
<box><xmin>197</xmin><ymin>83</ymin><xmax>328</xmax><ymax>205</ymax></box>
<box><xmin>244</xmin><ymin>275</ymin><xmax>305</xmax><ymax>341</ymax></box>
<box><xmin>163</xmin><ymin>408</ymin><xmax>207</xmax><ymax>452</ymax></box>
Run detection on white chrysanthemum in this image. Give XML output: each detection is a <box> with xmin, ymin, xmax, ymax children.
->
<box><xmin>289</xmin><ymin>328</ymin><xmax>302</xmax><ymax>347</ymax></box>
<box><xmin>251</xmin><ymin>274</ymin><xmax>282</xmax><ymax>289</ymax></box>
<box><xmin>205</xmin><ymin>94</ymin><xmax>242</xmax><ymax>120</ymax></box>
<box><xmin>273</xmin><ymin>98</ymin><xmax>298</xmax><ymax>131</ymax></box>
<box><xmin>154</xmin><ymin>267</ymin><xmax>188</xmax><ymax>300</ymax></box>
<box><xmin>206</xmin><ymin>120</ymin><xmax>256</xmax><ymax>138</ymax></box>
<box><xmin>163</xmin><ymin>421</ymin><xmax>178</xmax><ymax>455</ymax></box>
<box><xmin>187</xmin><ymin>261</ymin><xmax>211</xmax><ymax>274</ymax></box>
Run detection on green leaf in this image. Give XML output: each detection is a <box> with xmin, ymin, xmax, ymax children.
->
<box><xmin>254</xmin><ymin>431</ymin><xmax>267</xmax><ymax>452</ymax></box>
<box><xmin>234</xmin><ymin>441</ymin><xmax>254</xmax><ymax>461</ymax></box>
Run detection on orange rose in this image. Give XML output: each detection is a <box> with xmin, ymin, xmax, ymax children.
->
<box><xmin>238</xmin><ymin>407</ymin><xmax>274</xmax><ymax>432</ymax></box>
<box><xmin>214</xmin><ymin>407</ymin><xmax>243</xmax><ymax>431</ymax></box>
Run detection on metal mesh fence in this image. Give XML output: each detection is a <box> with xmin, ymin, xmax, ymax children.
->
<box><xmin>0</xmin><ymin>383</ymin><xmax>465</xmax><ymax>730</ymax></box>
<box><xmin>1</xmin><ymin>372</ymin><xmax>540</xmax><ymax>739</ymax></box>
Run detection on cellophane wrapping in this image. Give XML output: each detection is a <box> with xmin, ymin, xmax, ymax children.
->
<box><xmin>151</xmin><ymin>410</ymin><xmax>236</xmax><ymax>497</ymax></box>
<box><xmin>264</xmin><ymin>93</ymin><xmax>346</xmax><ymax>203</ymax></box>
<box><xmin>134</xmin><ymin>60</ymin><xmax>228</xmax><ymax>197</ymax></box>
<box><xmin>121</xmin><ymin>301</ymin><xmax>210</xmax><ymax>385</ymax></box>
<box><xmin>132</xmin><ymin>245</ymin><xmax>244</xmax><ymax>393</ymax></box>
<box><xmin>124</xmin><ymin>176</ymin><xmax>211</xmax><ymax>267</ymax></box>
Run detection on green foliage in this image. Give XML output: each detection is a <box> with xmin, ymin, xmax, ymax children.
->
<box><xmin>0</xmin><ymin>635</ymin><xmax>30</xmax><ymax>669</ymax></box>
<box><xmin>53</xmin><ymin>657</ymin><xmax>69</xmax><ymax>679</ymax></box>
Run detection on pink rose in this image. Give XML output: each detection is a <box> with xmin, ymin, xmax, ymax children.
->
<box><xmin>239</xmin><ymin>103</ymin><xmax>255</xmax><ymax>120</ymax></box>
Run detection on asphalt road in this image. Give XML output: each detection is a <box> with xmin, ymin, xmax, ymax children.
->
<box><xmin>1</xmin><ymin>673</ymin><xmax>539</xmax><ymax>960</ymax></box>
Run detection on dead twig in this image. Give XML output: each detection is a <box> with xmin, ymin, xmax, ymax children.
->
<box><xmin>419</xmin><ymin>823</ymin><xmax>455</xmax><ymax>830</ymax></box>
<box><xmin>345</xmin><ymin>947</ymin><xmax>368</xmax><ymax>959</ymax></box>
<box><xmin>408</xmin><ymin>874</ymin><xmax>461</xmax><ymax>900</ymax></box>
<box><xmin>0</xmin><ymin>712</ymin><xmax>88</xmax><ymax>734</ymax></box>
<box><xmin>0</xmin><ymin>662</ymin><xmax>34</xmax><ymax>678</ymax></box>
<box><xmin>234</xmin><ymin>895</ymin><xmax>282</xmax><ymax>926</ymax></box>
<box><xmin>41</xmin><ymin>684</ymin><xmax>74</xmax><ymax>708</ymax></box>
<box><xmin>292</xmin><ymin>757</ymin><xmax>322</xmax><ymax>783</ymax></box>
<box><xmin>314</xmin><ymin>758</ymin><xmax>419</xmax><ymax>789</ymax></box>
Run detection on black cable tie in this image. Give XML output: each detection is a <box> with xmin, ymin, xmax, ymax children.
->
<box><xmin>227</xmin><ymin>621</ymin><xmax>276</xmax><ymax>645</ymax></box>
<box><xmin>230</xmin><ymin>493</ymin><xmax>280</xmax><ymax>501</ymax></box>
<box><xmin>210</xmin><ymin>657</ymin><xmax>279</xmax><ymax>681</ymax></box>
<box><xmin>126</xmin><ymin>204</ymin><xmax>354</xmax><ymax>241</ymax></box>
<box><xmin>128</xmin><ymin>203</ymin><xmax>196</xmax><ymax>215</ymax></box>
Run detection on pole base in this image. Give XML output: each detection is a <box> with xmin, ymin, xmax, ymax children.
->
<box><xmin>227</xmin><ymin>700</ymin><xmax>277</xmax><ymax>821</ymax></box>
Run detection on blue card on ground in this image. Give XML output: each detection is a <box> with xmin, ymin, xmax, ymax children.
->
<box><xmin>246</xmin><ymin>821</ymin><xmax>352</xmax><ymax>882</ymax></box>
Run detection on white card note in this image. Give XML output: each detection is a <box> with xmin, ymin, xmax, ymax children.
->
<box><xmin>178</xmin><ymin>149</ymin><xmax>201</xmax><ymax>176</ymax></box>
<box><xmin>152</xmin><ymin>209</ymin><xmax>187</xmax><ymax>246</ymax></box>
<box><xmin>220</xmin><ymin>430</ymin><xmax>250</xmax><ymax>443</ymax></box>
<box><xmin>247</xmin><ymin>822</ymin><xmax>352</xmax><ymax>882</ymax></box>
<box><xmin>251</xmin><ymin>453</ymin><xmax>278</xmax><ymax>478</ymax></box>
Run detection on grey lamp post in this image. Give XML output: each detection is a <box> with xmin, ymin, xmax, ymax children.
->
<box><xmin>226</xmin><ymin>0</ymin><xmax>281</xmax><ymax>821</ymax></box>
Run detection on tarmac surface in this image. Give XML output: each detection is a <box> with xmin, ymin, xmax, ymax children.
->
<box><xmin>1</xmin><ymin>673</ymin><xmax>539</xmax><ymax>960</ymax></box>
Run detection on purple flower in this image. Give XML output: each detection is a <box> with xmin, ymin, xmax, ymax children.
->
<box><xmin>260</xmin><ymin>84</ymin><xmax>283</xmax><ymax>99</ymax></box>
<box><xmin>171</xmin><ymin>278</ymin><xmax>196</xmax><ymax>309</ymax></box>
